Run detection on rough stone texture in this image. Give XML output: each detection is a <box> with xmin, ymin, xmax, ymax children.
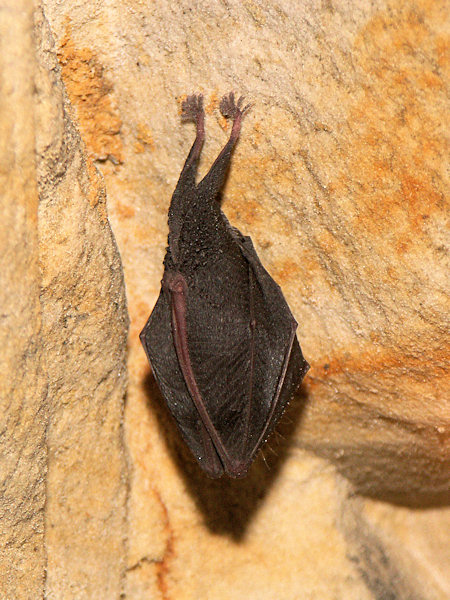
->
<box><xmin>0</xmin><ymin>1</ymin><xmax>128</xmax><ymax>598</ymax></box>
<box><xmin>342</xmin><ymin>497</ymin><xmax>450</xmax><ymax>600</ymax></box>
<box><xmin>2</xmin><ymin>0</ymin><xmax>448</xmax><ymax>597</ymax></box>
<box><xmin>0</xmin><ymin>2</ymin><xmax>47</xmax><ymax>596</ymax></box>
<box><xmin>35</xmin><ymin>7</ymin><xmax>129</xmax><ymax>599</ymax></box>
<box><xmin>43</xmin><ymin>0</ymin><xmax>449</xmax><ymax>503</ymax></box>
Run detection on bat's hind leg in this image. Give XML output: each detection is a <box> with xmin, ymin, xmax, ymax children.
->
<box><xmin>219</xmin><ymin>92</ymin><xmax>252</xmax><ymax>143</ymax></box>
<box><xmin>197</xmin><ymin>92</ymin><xmax>251</xmax><ymax>196</ymax></box>
<box><xmin>168</xmin><ymin>95</ymin><xmax>205</xmax><ymax>261</ymax></box>
<box><xmin>178</xmin><ymin>94</ymin><xmax>205</xmax><ymax>177</ymax></box>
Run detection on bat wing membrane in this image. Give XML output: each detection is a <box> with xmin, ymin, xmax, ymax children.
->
<box><xmin>141</xmin><ymin>233</ymin><xmax>308</xmax><ymax>478</ymax></box>
<box><xmin>175</xmin><ymin>232</ymin><xmax>308</xmax><ymax>477</ymax></box>
<box><xmin>140</xmin><ymin>290</ymin><xmax>224</xmax><ymax>477</ymax></box>
<box><xmin>237</xmin><ymin>235</ymin><xmax>309</xmax><ymax>461</ymax></box>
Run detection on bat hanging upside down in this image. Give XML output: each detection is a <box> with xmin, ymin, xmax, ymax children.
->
<box><xmin>140</xmin><ymin>92</ymin><xmax>309</xmax><ymax>478</ymax></box>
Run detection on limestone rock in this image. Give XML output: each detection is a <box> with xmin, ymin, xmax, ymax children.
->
<box><xmin>0</xmin><ymin>2</ymin><xmax>47</xmax><ymax>596</ymax></box>
<box><xmin>342</xmin><ymin>497</ymin><xmax>450</xmax><ymax>600</ymax></box>
<box><xmin>42</xmin><ymin>0</ymin><xmax>448</xmax><ymax>597</ymax></box>
<box><xmin>0</xmin><ymin>3</ymin><xmax>128</xmax><ymax>598</ymax></box>
<box><xmin>43</xmin><ymin>0</ymin><xmax>448</xmax><ymax>505</ymax></box>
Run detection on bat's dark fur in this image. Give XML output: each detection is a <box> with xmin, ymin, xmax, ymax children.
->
<box><xmin>140</xmin><ymin>93</ymin><xmax>309</xmax><ymax>478</ymax></box>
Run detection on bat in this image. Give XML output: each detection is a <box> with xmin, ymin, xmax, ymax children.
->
<box><xmin>140</xmin><ymin>92</ymin><xmax>309</xmax><ymax>478</ymax></box>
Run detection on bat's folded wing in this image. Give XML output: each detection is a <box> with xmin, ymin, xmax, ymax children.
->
<box><xmin>140</xmin><ymin>290</ymin><xmax>225</xmax><ymax>477</ymax></box>
<box><xmin>220</xmin><ymin>234</ymin><xmax>309</xmax><ymax>474</ymax></box>
<box><xmin>141</xmin><ymin>235</ymin><xmax>309</xmax><ymax>478</ymax></box>
<box><xmin>180</xmin><ymin>234</ymin><xmax>308</xmax><ymax>477</ymax></box>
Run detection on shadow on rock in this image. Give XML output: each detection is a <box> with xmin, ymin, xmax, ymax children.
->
<box><xmin>143</xmin><ymin>371</ymin><xmax>309</xmax><ymax>540</ymax></box>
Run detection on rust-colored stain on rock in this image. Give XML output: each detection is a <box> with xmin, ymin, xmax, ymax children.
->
<box><xmin>135</xmin><ymin>123</ymin><xmax>156</xmax><ymax>154</ymax></box>
<box><xmin>310</xmin><ymin>346</ymin><xmax>449</xmax><ymax>381</ymax></box>
<box><xmin>276</xmin><ymin>258</ymin><xmax>302</xmax><ymax>286</ymax></box>
<box><xmin>340</xmin><ymin>3</ymin><xmax>447</xmax><ymax>253</ymax></box>
<box><xmin>57</xmin><ymin>22</ymin><xmax>123</xmax><ymax>164</ymax></box>
<box><xmin>154</xmin><ymin>489</ymin><xmax>175</xmax><ymax>600</ymax></box>
<box><xmin>115</xmin><ymin>199</ymin><xmax>137</xmax><ymax>220</ymax></box>
<box><xmin>205</xmin><ymin>90</ymin><xmax>219</xmax><ymax>115</ymax></box>
<box><xmin>85</xmin><ymin>160</ymin><xmax>108</xmax><ymax>223</ymax></box>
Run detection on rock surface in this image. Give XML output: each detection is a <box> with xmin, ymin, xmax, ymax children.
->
<box><xmin>0</xmin><ymin>2</ymin><xmax>128</xmax><ymax>598</ymax></box>
<box><xmin>43</xmin><ymin>0</ymin><xmax>449</xmax><ymax>504</ymax></box>
<box><xmin>1</xmin><ymin>0</ymin><xmax>448</xmax><ymax>598</ymax></box>
<box><xmin>0</xmin><ymin>2</ymin><xmax>47</xmax><ymax>596</ymax></box>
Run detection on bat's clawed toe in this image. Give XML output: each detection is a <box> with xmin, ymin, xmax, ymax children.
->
<box><xmin>220</xmin><ymin>91</ymin><xmax>252</xmax><ymax>121</ymax></box>
<box><xmin>219</xmin><ymin>91</ymin><xmax>235</xmax><ymax>118</ymax></box>
<box><xmin>181</xmin><ymin>94</ymin><xmax>204</xmax><ymax>122</ymax></box>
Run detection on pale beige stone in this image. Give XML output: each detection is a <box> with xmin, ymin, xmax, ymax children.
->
<box><xmin>1</xmin><ymin>2</ymin><xmax>128</xmax><ymax>599</ymax></box>
<box><xmin>0</xmin><ymin>2</ymin><xmax>47</xmax><ymax>597</ymax></box>
<box><xmin>34</xmin><ymin>7</ymin><xmax>129</xmax><ymax>599</ymax></box>
<box><xmin>342</xmin><ymin>497</ymin><xmax>450</xmax><ymax>600</ymax></box>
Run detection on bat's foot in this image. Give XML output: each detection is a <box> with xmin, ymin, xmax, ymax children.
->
<box><xmin>181</xmin><ymin>94</ymin><xmax>204</xmax><ymax>123</ymax></box>
<box><xmin>220</xmin><ymin>92</ymin><xmax>251</xmax><ymax>141</ymax></box>
<box><xmin>219</xmin><ymin>92</ymin><xmax>251</xmax><ymax>121</ymax></box>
